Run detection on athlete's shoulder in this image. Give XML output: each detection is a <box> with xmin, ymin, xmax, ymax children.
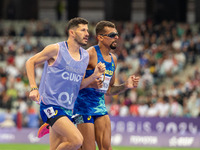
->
<box><xmin>86</xmin><ymin>46</ymin><xmax>97</xmax><ymax>68</ymax></box>
<box><xmin>40</xmin><ymin>43</ymin><xmax>59</xmax><ymax>58</ymax></box>
<box><xmin>86</xmin><ymin>46</ymin><xmax>97</xmax><ymax>57</ymax></box>
<box><xmin>45</xmin><ymin>43</ymin><xmax>59</xmax><ymax>50</ymax></box>
<box><xmin>86</xmin><ymin>46</ymin><xmax>95</xmax><ymax>52</ymax></box>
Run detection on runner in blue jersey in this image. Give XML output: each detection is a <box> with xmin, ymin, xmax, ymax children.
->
<box><xmin>26</xmin><ymin>17</ymin><xmax>105</xmax><ymax>150</ymax></box>
<box><xmin>73</xmin><ymin>21</ymin><xmax>140</xmax><ymax>150</ymax></box>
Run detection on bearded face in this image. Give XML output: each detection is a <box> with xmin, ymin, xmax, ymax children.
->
<box><xmin>73</xmin><ymin>24</ymin><xmax>89</xmax><ymax>46</ymax></box>
<box><xmin>110</xmin><ymin>41</ymin><xmax>117</xmax><ymax>49</ymax></box>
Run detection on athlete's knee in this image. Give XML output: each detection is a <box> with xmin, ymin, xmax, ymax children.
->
<box><xmin>71</xmin><ymin>134</ymin><xmax>83</xmax><ymax>149</ymax></box>
<box><xmin>98</xmin><ymin>140</ymin><xmax>110</xmax><ymax>150</ymax></box>
<box><xmin>60</xmin><ymin>139</ymin><xmax>83</xmax><ymax>150</ymax></box>
<box><xmin>76</xmin><ymin>135</ymin><xmax>83</xmax><ymax>148</ymax></box>
<box><xmin>103</xmin><ymin>142</ymin><xmax>110</xmax><ymax>150</ymax></box>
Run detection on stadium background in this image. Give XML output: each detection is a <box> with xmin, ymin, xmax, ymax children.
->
<box><xmin>0</xmin><ymin>0</ymin><xmax>200</xmax><ymax>149</ymax></box>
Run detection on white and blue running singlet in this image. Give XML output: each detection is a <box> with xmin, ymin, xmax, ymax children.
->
<box><xmin>73</xmin><ymin>45</ymin><xmax>115</xmax><ymax>116</ymax></box>
<box><xmin>39</xmin><ymin>41</ymin><xmax>89</xmax><ymax>110</ymax></box>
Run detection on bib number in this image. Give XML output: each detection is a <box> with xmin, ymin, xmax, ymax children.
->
<box><xmin>98</xmin><ymin>75</ymin><xmax>111</xmax><ymax>92</ymax></box>
<box><xmin>44</xmin><ymin>107</ymin><xmax>55</xmax><ymax>118</ymax></box>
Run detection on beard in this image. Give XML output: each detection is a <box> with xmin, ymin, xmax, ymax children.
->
<box><xmin>74</xmin><ymin>33</ymin><xmax>88</xmax><ymax>46</ymax></box>
<box><xmin>75</xmin><ymin>38</ymin><xmax>87</xmax><ymax>46</ymax></box>
<box><xmin>110</xmin><ymin>41</ymin><xmax>117</xmax><ymax>49</ymax></box>
<box><xmin>80</xmin><ymin>42</ymin><xmax>87</xmax><ymax>46</ymax></box>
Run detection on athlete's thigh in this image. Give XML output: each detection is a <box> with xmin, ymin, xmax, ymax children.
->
<box><xmin>94</xmin><ymin>115</ymin><xmax>111</xmax><ymax>149</ymax></box>
<box><xmin>77</xmin><ymin>123</ymin><xmax>96</xmax><ymax>150</ymax></box>
<box><xmin>49</xmin><ymin>126</ymin><xmax>68</xmax><ymax>150</ymax></box>
<box><xmin>51</xmin><ymin>116</ymin><xmax>82</xmax><ymax>144</ymax></box>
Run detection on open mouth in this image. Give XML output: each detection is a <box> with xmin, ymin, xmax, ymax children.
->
<box><xmin>112</xmin><ymin>42</ymin><xmax>117</xmax><ymax>46</ymax></box>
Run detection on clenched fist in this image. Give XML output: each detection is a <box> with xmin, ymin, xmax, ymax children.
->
<box><xmin>125</xmin><ymin>75</ymin><xmax>140</xmax><ymax>89</ymax></box>
<box><xmin>29</xmin><ymin>90</ymin><xmax>40</xmax><ymax>102</ymax></box>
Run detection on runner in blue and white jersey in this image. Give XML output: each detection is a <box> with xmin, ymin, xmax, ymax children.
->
<box><xmin>73</xmin><ymin>21</ymin><xmax>140</xmax><ymax>150</ymax></box>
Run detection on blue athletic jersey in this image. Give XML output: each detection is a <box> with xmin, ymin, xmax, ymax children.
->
<box><xmin>73</xmin><ymin>45</ymin><xmax>115</xmax><ymax>115</ymax></box>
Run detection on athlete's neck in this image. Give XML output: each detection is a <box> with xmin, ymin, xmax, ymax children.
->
<box><xmin>98</xmin><ymin>43</ymin><xmax>110</xmax><ymax>55</ymax></box>
<box><xmin>66</xmin><ymin>39</ymin><xmax>81</xmax><ymax>61</ymax></box>
<box><xmin>67</xmin><ymin>38</ymin><xmax>80</xmax><ymax>53</ymax></box>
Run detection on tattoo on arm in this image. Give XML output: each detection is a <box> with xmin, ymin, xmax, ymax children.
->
<box><xmin>108</xmin><ymin>84</ymin><xmax>127</xmax><ymax>95</ymax></box>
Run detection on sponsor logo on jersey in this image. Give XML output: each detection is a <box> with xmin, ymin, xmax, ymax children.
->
<box><xmin>87</xmin><ymin>116</ymin><xmax>91</xmax><ymax>120</ymax></box>
<box><xmin>105</xmin><ymin>70</ymin><xmax>113</xmax><ymax>76</ymax></box>
<box><xmin>54</xmin><ymin>110</ymin><xmax>58</xmax><ymax>116</ymax></box>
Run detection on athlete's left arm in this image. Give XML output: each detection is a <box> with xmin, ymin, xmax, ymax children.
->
<box><xmin>106</xmin><ymin>54</ymin><xmax>140</xmax><ymax>96</ymax></box>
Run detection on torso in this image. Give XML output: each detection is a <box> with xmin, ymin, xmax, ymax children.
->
<box><xmin>39</xmin><ymin>41</ymin><xmax>89</xmax><ymax>110</ymax></box>
<box><xmin>73</xmin><ymin>45</ymin><xmax>116</xmax><ymax>115</ymax></box>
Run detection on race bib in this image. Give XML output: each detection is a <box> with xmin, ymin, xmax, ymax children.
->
<box><xmin>44</xmin><ymin>107</ymin><xmax>56</xmax><ymax>118</ymax></box>
<box><xmin>97</xmin><ymin>75</ymin><xmax>111</xmax><ymax>93</ymax></box>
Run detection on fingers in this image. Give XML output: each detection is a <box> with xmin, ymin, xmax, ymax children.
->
<box><xmin>131</xmin><ymin>75</ymin><xmax>140</xmax><ymax>80</ymax></box>
<box><xmin>36</xmin><ymin>94</ymin><xmax>40</xmax><ymax>101</ymax></box>
<box><xmin>30</xmin><ymin>96</ymin><xmax>38</xmax><ymax>102</ymax></box>
<box><xmin>96</xmin><ymin>77</ymin><xmax>104</xmax><ymax>84</ymax></box>
<box><xmin>131</xmin><ymin>75</ymin><xmax>140</xmax><ymax>88</ymax></box>
<box><xmin>93</xmin><ymin>62</ymin><xmax>106</xmax><ymax>79</ymax></box>
<box><xmin>134</xmin><ymin>76</ymin><xmax>140</xmax><ymax>81</ymax></box>
<box><xmin>97</xmin><ymin>62</ymin><xmax>106</xmax><ymax>72</ymax></box>
<box><xmin>92</xmin><ymin>78</ymin><xmax>103</xmax><ymax>89</ymax></box>
<box><xmin>97</xmin><ymin>79</ymin><xmax>103</xmax><ymax>88</ymax></box>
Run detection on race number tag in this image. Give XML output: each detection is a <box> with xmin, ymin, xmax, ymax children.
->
<box><xmin>99</xmin><ymin>75</ymin><xmax>111</xmax><ymax>92</ymax></box>
<box><xmin>44</xmin><ymin>107</ymin><xmax>56</xmax><ymax>118</ymax></box>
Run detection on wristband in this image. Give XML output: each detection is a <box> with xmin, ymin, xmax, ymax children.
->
<box><xmin>30</xmin><ymin>87</ymin><xmax>38</xmax><ymax>92</ymax></box>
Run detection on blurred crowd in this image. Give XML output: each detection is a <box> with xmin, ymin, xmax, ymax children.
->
<box><xmin>0</xmin><ymin>19</ymin><xmax>200</xmax><ymax>128</ymax></box>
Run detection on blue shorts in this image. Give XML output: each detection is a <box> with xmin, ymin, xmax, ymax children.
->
<box><xmin>73</xmin><ymin>113</ymin><xmax>108</xmax><ymax>124</ymax></box>
<box><xmin>40</xmin><ymin>103</ymin><xmax>73</xmax><ymax>126</ymax></box>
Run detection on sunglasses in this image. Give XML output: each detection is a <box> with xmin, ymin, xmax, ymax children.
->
<box><xmin>100</xmin><ymin>32</ymin><xmax>119</xmax><ymax>38</ymax></box>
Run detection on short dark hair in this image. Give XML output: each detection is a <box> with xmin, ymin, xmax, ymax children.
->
<box><xmin>66</xmin><ymin>17</ymin><xmax>88</xmax><ymax>36</ymax></box>
<box><xmin>95</xmin><ymin>21</ymin><xmax>115</xmax><ymax>35</ymax></box>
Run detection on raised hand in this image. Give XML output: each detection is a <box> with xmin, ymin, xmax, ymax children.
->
<box><xmin>93</xmin><ymin>62</ymin><xmax>106</xmax><ymax>79</ymax></box>
<box><xmin>125</xmin><ymin>75</ymin><xmax>140</xmax><ymax>89</ymax></box>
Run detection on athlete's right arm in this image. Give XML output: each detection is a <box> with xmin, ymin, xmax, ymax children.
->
<box><xmin>26</xmin><ymin>44</ymin><xmax>59</xmax><ymax>102</ymax></box>
<box><xmin>80</xmin><ymin>47</ymin><xmax>105</xmax><ymax>89</ymax></box>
